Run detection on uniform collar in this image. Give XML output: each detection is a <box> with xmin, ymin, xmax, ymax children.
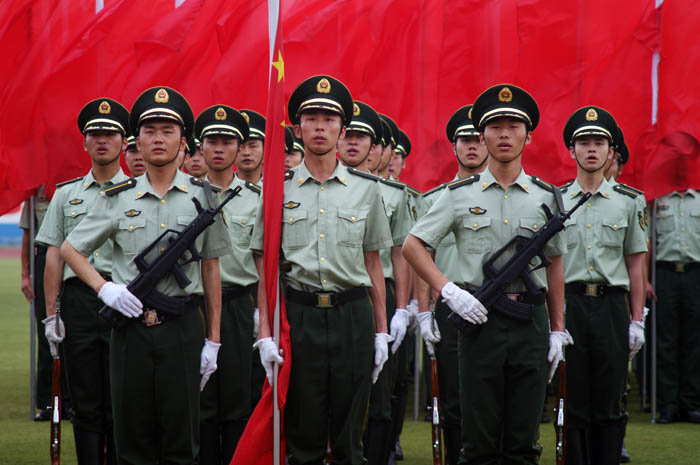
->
<box><xmin>296</xmin><ymin>160</ymin><xmax>349</xmax><ymax>187</ymax></box>
<box><xmin>83</xmin><ymin>168</ymin><xmax>127</xmax><ymax>190</ymax></box>
<box><xmin>568</xmin><ymin>177</ymin><xmax>612</xmax><ymax>200</ymax></box>
<box><xmin>135</xmin><ymin>169</ymin><xmax>190</xmax><ymax>199</ymax></box>
<box><xmin>671</xmin><ymin>189</ymin><xmax>697</xmax><ymax>198</ymax></box>
<box><xmin>478</xmin><ymin>167</ymin><xmax>531</xmax><ymax>193</ymax></box>
<box><xmin>206</xmin><ymin>173</ymin><xmax>239</xmax><ymax>193</ymax></box>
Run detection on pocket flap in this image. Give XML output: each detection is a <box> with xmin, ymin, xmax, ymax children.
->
<box><xmin>601</xmin><ymin>217</ymin><xmax>627</xmax><ymax>230</ymax></box>
<box><xmin>337</xmin><ymin>208</ymin><xmax>367</xmax><ymax>223</ymax></box>
<box><xmin>285</xmin><ymin>210</ymin><xmax>307</xmax><ymax>225</ymax></box>
<box><xmin>118</xmin><ymin>218</ymin><xmax>146</xmax><ymax>231</ymax></box>
<box><xmin>463</xmin><ymin>216</ymin><xmax>491</xmax><ymax>231</ymax></box>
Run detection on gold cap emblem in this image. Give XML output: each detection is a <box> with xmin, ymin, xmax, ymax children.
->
<box><xmin>98</xmin><ymin>101</ymin><xmax>111</xmax><ymax>114</ymax></box>
<box><xmin>242</xmin><ymin>112</ymin><xmax>250</xmax><ymax>124</ymax></box>
<box><xmin>353</xmin><ymin>103</ymin><xmax>360</xmax><ymax>117</ymax></box>
<box><xmin>585</xmin><ymin>108</ymin><xmax>598</xmax><ymax>121</ymax></box>
<box><xmin>215</xmin><ymin>107</ymin><xmax>227</xmax><ymax>120</ymax></box>
<box><xmin>317</xmin><ymin>78</ymin><xmax>331</xmax><ymax>94</ymax></box>
<box><xmin>154</xmin><ymin>88</ymin><xmax>169</xmax><ymax>103</ymax></box>
<box><xmin>498</xmin><ymin>87</ymin><xmax>513</xmax><ymax>103</ymax></box>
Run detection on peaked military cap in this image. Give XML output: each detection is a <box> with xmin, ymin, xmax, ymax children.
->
<box><xmin>195</xmin><ymin>104</ymin><xmax>249</xmax><ymax>142</ymax></box>
<box><xmin>380</xmin><ymin>118</ymin><xmax>392</xmax><ymax>147</ymax></box>
<box><xmin>285</xmin><ymin>126</ymin><xmax>305</xmax><ymax>153</ymax></box>
<box><xmin>77</xmin><ymin>98</ymin><xmax>129</xmax><ymax>135</ymax></box>
<box><xmin>616</xmin><ymin>126</ymin><xmax>629</xmax><ymax>165</ymax></box>
<box><xmin>379</xmin><ymin>114</ymin><xmax>399</xmax><ymax>149</ymax></box>
<box><xmin>347</xmin><ymin>101</ymin><xmax>383</xmax><ymax>144</ymax></box>
<box><xmin>288</xmin><ymin>75</ymin><xmax>353</xmax><ymax>125</ymax></box>
<box><xmin>240</xmin><ymin>109</ymin><xmax>265</xmax><ymax>140</ymax></box>
<box><xmin>562</xmin><ymin>106</ymin><xmax>617</xmax><ymax>147</ymax></box>
<box><xmin>395</xmin><ymin>129</ymin><xmax>411</xmax><ymax>158</ymax></box>
<box><xmin>471</xmin><ymin>84</ymin><xmax>539</xmax><ymax>131</ymax></box>
<box><xmin>446</xmin><ymin>104</ymin><xmax>478</xmax><ymax>142</ymax></box>
<box><xmin>185</xmin><ymin>137</ymin><xmax>200</xmax><ymax>155</ymax></box>
<box><xmin>126</xmin><ymin>135</ymin><xmax>137</xmax><ymax>151</ymax></box>
<box><xmin>129</xmin><ymin>87</ymin><xmax>194</xmax><ymax>140</ymax></box>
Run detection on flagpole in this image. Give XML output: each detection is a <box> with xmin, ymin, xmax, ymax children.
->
<box><xmin>29</xmin><ymin>196</ymin><xmax>36</xmax><ymax>420</ymax></box>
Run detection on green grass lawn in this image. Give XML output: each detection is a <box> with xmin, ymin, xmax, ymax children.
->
<box><xmin>1</xmin><ymin>256</ymin><xmax>698</xmax><ymax>464</ymax></box>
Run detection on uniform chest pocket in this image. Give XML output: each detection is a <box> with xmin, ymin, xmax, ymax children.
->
<box><xmin>337</xmin><ymin>208</ymin><xmax>368</xmax><ymax>247</ymax></box>
<box><xmin>117</xmin><ymin>218</ymin><xmax>147</xmax><ymax>255</ymax></box>
<box><xmin>600</xmin><ymin>217</ymin><xmax>627</xmax><ymax>247</ymax></box>
<box><xmin>63</xmin><ymin>204</ymin><xmax>88</xmax><ymax>226</ymax></box>
<box><xmin>282</xmin><ymin>210</ymin><xmax>308</xmax><ymax>249</ymax></box>
<box><xmin>228</xmin><ymin>215</ymin><xmax>254</xmax><ymax>246</ymax></box>
<box><xmin>564</xmin><ymin>218</ymin><xmax>578</xmax><ymax>249</ymax></box>
<box><xmin>656</xmin><ymin>209</ymin><xmax>674</xmax><ymax>234</ymax></box>
<box><xmin>461</xmin><ymin>216</ymin><xmax>492</xmax><ymax>254</ymax></box>
<box><xmin>519</xmin><ymin>217</ymin><xmax>543</xmax><ymax>237</ymax></box>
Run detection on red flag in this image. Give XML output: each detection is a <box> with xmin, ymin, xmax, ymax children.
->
<box><xmin>230</xmin><ymin>2</ymin><xmax>291</xmax><ymax>464</ymax></box>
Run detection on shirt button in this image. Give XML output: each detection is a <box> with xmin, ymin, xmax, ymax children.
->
<box><xmin>504</xmin><ymin>194</ymin><xmax>509</xmax><ymax>200</ymax></box>
<box><xmin>320</xmin><ymin>186</ymin><xmax>325</xmax><ymax>191</ymax></box>
<box><xmin>587</xmin><ymin>224</ymin><xmax>591</xmax><ymax>229</ymax></box>
<box><xmin>160</xmin><ymin>223</ymin><xmax>165</xmax><ymax>228</ymax></box>
<box><xmin>71</xmin><ymin>211</ymin><xmax>76</xmax><ymax>217</ymax></box>
<box><xmin>351</xmin><ymin>216</ymin><xmax>356</xmax><ymax>222</ymax></box>
<box><xmin>504</xmin><ymin>219</ymin><xmax>509</xmax><ymax>225</ymax></box>
<box><xmin>288</xmin><ymin>217</ymin><xmax>293</xmax><ymax>223</ymax></box>
<box><xmin>160</xmin><ymin>248</ymin><xmax>165</xmax><ymax>253</ymax></box>
<box><xmin>473</xmin><ymin>223</ymin><xmax>478</xmax><ymax>228</ymax></box>
<box><xmin>161</xmin><ymin>199</ymin><xmax>166</xmax><ymax>204</ymax></box>
<box><xmin>320</xmin><ymin>209</ymin><xmax>325</xmax><ymax>214</ymax></box>
<box><xmin>242</xmin><ymin>220</ymin><xmax>247</xmax><ymax>225</ymax></box>
<box><xmin>95</xmin><ymin>253</ymin><xmax>99</xmax><ymax>257</ymax></box>
<box><xmin>323</xmin><ymin>279</ymin><xmax>327</xmax><ymax>284</ymax></box>
<box><xmin>681</xmin><ymin>228</ymin><xmax>686</xmax><ymax>232</ymax></box>
<box><xmin>682</xmin><ymin>242</ymin><xmax>687</xmax><ymax>247</ymax></box>
<box><xmin>320</xmin><ymin>233</ymin><xmax>325</xmax><ymax>239</ymax></box>
<box><xmin>128</xmin><ymin>226</ymin><xmax>134</xmax><ymax>231</ymax></box>
<box><xmin>481</xmin><ymin>182</ymin><xmax>487</xmax><ymax>188</ymax></box>
<box><xmin>587</xmin><ymin>203</ymin><xmax>592</xmax><ymax>208</ymax></box>
<box><xmin>589</xmin><ymin>266</ymin><xmax>594</xmax><ymax>270</ymax></box>
<box><xmin>533</xmin><ymin>225</ymin><xmax>538</xmax><ymax>230</ymax></box>
<box><xmin>680</xmin><ymin>213</ymin><xmax>685</xmax><ymax>217</ymax></box>
<box><xmin>613</xmin><ymin>224</ymin><xmax>618</xmax><ymax>230</ymax></box>
<box><xmin>320</xmin><ymin>257</ymin><xmax>326</xmax><ymax>262</ymax></box>
<box><xmin>587</xmin><ymin>245</ymin><xmax>592</xmax><ymax>249</ymax></box>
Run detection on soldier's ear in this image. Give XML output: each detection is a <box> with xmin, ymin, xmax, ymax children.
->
<box><xmin>121</xmin><ymin>136</ymin><xmax>127</xmax><ymax>152</ymax></box>
<box><xmin>525</xmin><ymin>131</ymin><xmax>532</xmax><ymax>145</ymax></box>
<box><xmin>606</xmin><ymin>145</ymin><xmax>614</xmax><ymax>161</ymax></box>
<box><xmin>453</xmin><ymin>142</ymin><xmax>457</xmax><ymax>156</ymax></box>
<box><xmin>339</xmin><ymin>126</ymin><xmax>346</xmax><ymax>139</ymax></box>
<box><xmin>293</xmin><ymin>124</ymin><xmax>302</xmax><ymax>139</ymax></box>
<box><xmin>568</xmin><ymin>145</ymin><xmax>576</xmax><ymax>159</ymax></box>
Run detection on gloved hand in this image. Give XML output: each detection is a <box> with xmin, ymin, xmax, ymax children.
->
<box><xmin>390</xmin><ymin>308</ymin><xmax>410</xmax><ymax>353</ymax></box>
<box><xmin>547</xmin><ymin>330</ymin><xmax>574</xmax><ymax>382</ymax></box>
<box><xmin>98</xmin><ymin>282</ymin><xmax>142</xmax><ymax>318</ymax></box>
<box><xmin>42</xmin><ymin>314</ymin><xmax>65</xmax><ymax>358</ymax></box>
<box><xmin>441</xmin><ymin>282</ymin><xmax>487</xmax><ymax>324</ymax></box>
<box><xmin>417</xmin><ymin>311</ymin><xmax>441</xmax><ymax>357</ymax></box>
<box><xmin>372</xmin><ymin>332</ymin><xmax>393</xmax><ymax>384</ymax></box>
<box><xmin>199</xmin><ymin>339</ymin><xmax>221</xmax><ymax>391</ymax></box>
<box><xmin>406</xmin><ymin>299</ymin><xmax>419</xmax><ymax>332</ymax></box>
<box><xmin>253</xmin><ymin>308</ymin><xmax>260</xmax><ymax>339</ymax></box>
<box><xmin>254</xmin><ymin>337</ymin><xmax>284</xmax><ymax>385</ymax></box>
<box><xmin>629</xmin><ymin>320</ymin><xmax>645</xmax><ymax>360</ymax></box>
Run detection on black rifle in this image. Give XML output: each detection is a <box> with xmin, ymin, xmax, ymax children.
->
<box><xmin>447</xmin><ymin>191</ymin><xmax>592</xmax><ymax>335</ymax></box>
<box><xmin>98</xmin><ymin>183</ymin><xmax>241</xmax><ymax>328</ymax></box>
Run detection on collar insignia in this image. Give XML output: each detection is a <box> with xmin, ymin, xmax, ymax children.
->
<box><xmin>124</xmin><ymin>209</ymin><xmax>141</xmax><ymax>217</ymax></box>
<box><xmin>469</xmin><ymin>206</ymin><xmax>487</xmax><ymax>215</ymax></box>
<box><xmin>69</xmin><ymin>198</ymin><xmax>83</xmax><ymax>205</ymax></box>
<box><xmin>284</xmin><ymin>201</ymin><xmax>301</xmax><ymax>209</ymax></box>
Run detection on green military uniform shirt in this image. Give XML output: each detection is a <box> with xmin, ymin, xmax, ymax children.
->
<box><xmin>562</xmin><ymin>178</ymin><xmax>648</xmax><ymax>289</ymax></box>
<box><xmin>378</xmin><ymin>179</ymin><xmax>414</xmax><ymax>279</ymax></box>
<box><xmin>654</xmin><ymin>190</ymin><xmax>700</xmax><ymax>263</ymax></box>
<box><xmin>422</xmin><ymin>178</ymin><xmax>462</xmax><ymax>282</ymax></box>
<box><xmin>611</xmin><ymin>179</ymin><xmax>650</xmax><ymax>239</ymax></box>
<box><xmin>250</xmin><ymin>161</ymin><xmax>392</xmax><ymax>292</ymax></box>
<box><xmin>410</xmin><ymin>167</ymin><xmax>566</xmax><ymax>292</ymax></box>
<box><xmin>37</xmin><ymin>170</ymin><xmax>129</xmax><ymax>281</ymax></box>
<box><xmin>66</xmin><ymin>169</ymin><xmax>231</xmax><ymax>296</ymax></box>
<box><xmin>19</xmin><ymin>185</ymin><xmax>50</xmax><ymax>233</ymax></box>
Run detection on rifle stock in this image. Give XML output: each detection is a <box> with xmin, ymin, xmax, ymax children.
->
<box><xmin>430</xmin><ymin>357</ymin><xmax>443</xmax><ymax>465</ymax></box>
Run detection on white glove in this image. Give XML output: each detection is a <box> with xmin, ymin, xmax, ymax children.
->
<box><xmin>389</xmin><ymin>309</ymin><xmax>410</xmax><ymax>353</ymax></box>
<box><xmin>253</xmin><ymin>308</ymin><xmax>260</xmax><ymax>339</ymax></box>
<box><xmin>417</xmin><ymin>311</ymin><xmax>441</xmax><ymax>357</ymax></box>
<box><xmin>254</xmin><ymin>337</ymin><xmax>284</xmax><ymax>385</ymax></box>
<box><xmin>629</xmin><ymin>320</ymin><xmax>645</xmax><ymax>360</ymax></box>
<box><xmin>98</xmin><ymin>282</ymin><xmax>142</xmax><ymax>318</ymax></box>
<box><xmin>406</xmin><ymin>299</ymin><xmax>419</xmax><ymax>332</ymax></box>
<box><xmin>441</xmin><ymin>282</ymin><xmax>488</xmax><ymax>324</ymax></box>
<box><xmin>199</xmin><ymin>339</ymin><xmax>221</xmax><ymax>391</ymax></box>
<box><xmin>372</xmin><ymin>332</ymin><xmax>393</xmax><ymax>384</ymax></box>
<box><xmin>547</xmin><ymin>330</ymin><xmax>574</xmax><ymax>382</ymax></box>
<box><xmin>42</xmin><ymin>314</ymin><xmax>65</xmax><ymax>358</ymax></box>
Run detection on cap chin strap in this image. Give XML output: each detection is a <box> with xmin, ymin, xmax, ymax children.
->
<box><xmin>342</xmin><ymin>148</ymin><xmax>370</xmax><ymax>168</ymax></box>
<box><xmin>456</xmin><ymin>151</ymin><xmax>488</xmax><ymax>170</ymax></box>
<box><xmin>574</xmin><ymin>151</ymin><xmax>607</xmax><ymax>174</ymax></box>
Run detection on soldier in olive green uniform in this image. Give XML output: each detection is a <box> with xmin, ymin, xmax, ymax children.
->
<box><xmin>125</xmin><ymin>135</ymin><xmax>147</xmax><ymax>177</ymax></box>
<box><xmin>237</xmin><ymin>110</ymin><xmax>265</xmax><ymax>186</ymax></box>
<box><xmin>285</xmin><ymin>125</ymin><xmax>305</xmax><ymax>170</ymax></box>
<box><xmin>37</xmin><ymin>98</ymin><xmax>130</xmax><ymax>464</ymax></box>
<box><xmin>60</xmin><ymin>87</ymin><xmax>231</xmax><ymax>465</ymax></box>
<box><xmin>559</xmin><ymin>106</ymin><xmax>647</xmax><ymax>465</ymax></box>
<box><xmin>404</xmin><ymin>85</ymin><xmax>569</xmax><ymax>465</ymax></box>
<box><xmin>251</xmin><ymin>76</ymin><xmax>393</xmax><ymax>465</ymax></box>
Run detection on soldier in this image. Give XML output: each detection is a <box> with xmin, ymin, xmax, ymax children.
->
<box><xmin>251</xmin><ymin>75</ymin><xmax>393</xmax><ymax>465</ymax></box>
<box><xmin>125</xmin><ymin>135</ymin><xmax>147</xmax><ymax>177</ymax></box>
<box><xmin>377</xmin><ymin>114</ymin><xmax>399</xmax><ymax>180</ymax></box>
<box><xmin>403</xmin><ymin>84</ymin><xmax>569</xmax><ymax>465</ymax></box>
<box><xmin>37</xmin><ymin>98</ymin><xmax>130</xmax><ymax>464</ymax></box>
<box><xmin>60</xmin><ymin>87</ymin><xmax>230</xmax><ymax>465</ymax></box>
<box><xmin>183</xmin><ymin>137</ymin><xmax>208</xmax><ymax>178</ymax></box>
<box><xmin>237</xmin><ymin>109</ymin><xmax>265</xmax><ymax>185</ymax></box>
<box><xmin>416</xmin><ymin>104</ymin><xmax>488</xmax><ymax>465</ymax></box>
<box><xmin>387</xmin><ymin>129</ymin><xmax>410</xmax><ymax>180</ymax></box>
<box><xmin>194</xmin><ymin>104</ymin><xmax>259</xmax><ymax>464</ymax></box>
<box><xmin>284</xmin><ymin>125</ymin><xmax>304</xmax><ymax>170</ymax></box>
<box><xmin>559</xmin><ymin>106</ymin><xmax>647</xmax><ymax>465</ymax></box>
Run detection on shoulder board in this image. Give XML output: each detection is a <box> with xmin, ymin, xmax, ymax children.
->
<box><xmin>245</xmin><ymin>181</ymin><xmax>262</xmax><ymax>194</ymax></box>
<box><xmin>405</xmin><ymin>184</ymin><xmax>421</xmax><ymax>197</ymax></box>
<box><xmin>531</xmin><ymin>176</ymin><xmax>555</xmax><ymax>192</ymax></box>
<box><xmin>285</xmin><ymin>170</ymin><xmax>295</xmax><ymax>181</ymax></box>
<box><xmin>190</xmin><ymin>177</ymin><xmax>221</xmax><ymax>193</ymax></box>
<box><xmin>379</xmin><ymin>177</ymin><xmax>406</xmax><ymax>189</ymax></box>
<box><xmin>613</xmin><ymin>184</ymin><xmax>638</xmax><ymax>199</ymax></box>
<box><xmin>447</xmin><ymin>174</ymin><xmax>479</xmax><ymax>190</ymax></box>
<box><xmin>559</xmin><ymin>180</ymin><xmax>575</xmax><ymax>193</ymax></box>
<box><xmin>104</xmin><ymin>178</ymin><xmax>137</xmax><ymax>197</ymax></box>
<box><xmin>423</xmin><ymin>183</ymin><xmax>448</xmax><ymax>197</ymax></box>
<box><xmin>55</xmin><ymin>176</ymin><xmax>83</xmax><ymax>189</ymax></box>
<box><xmin>347</xmin><ymin>167</ymin><xmax>380</xmax><ymax>181</ymax></box>
<box><xmin>616</xmin><ymin>182</ymin><xmax>644</xmax><ymax>196</ymax></box>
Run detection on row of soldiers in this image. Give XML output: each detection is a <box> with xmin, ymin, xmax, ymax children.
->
<box><xmin>18</xmin><ymin>74</ymin><xmax>699</xmax><ymax>465</ymax></box>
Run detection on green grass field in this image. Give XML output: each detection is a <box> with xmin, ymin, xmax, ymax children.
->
<box><xmin>0</xmin><ymin>256</ymin><xmax>698</xmax><ymax>464</ymax></box>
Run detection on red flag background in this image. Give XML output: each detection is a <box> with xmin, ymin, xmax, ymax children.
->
<box><xmin>0</xmin><ymin>0</ymin><xmax>696</xmax><ymax>210</ymax></box>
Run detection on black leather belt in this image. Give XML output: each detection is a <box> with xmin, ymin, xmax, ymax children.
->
<box><xmin>565</xmin><ymin>282</ymin><xmax>626</xmax><ymax>297</ymax></box>
<box><xmin>657</xmin><ymin>261</ymin><xmax>700</xmax><ymax>273</ymax></box>
<box><xmin>222</xmin><ymin>283</ymin><xmax>257</xmax><ymax>300</ymax></box>
<box><xmin>35</xmin><ymin>245</ymin><xmax>47</xmax><ymax>256</ymax></box>
<box><xmin>285</xmin><ymin>286</ymin><xmax>368</xmax><ymax>309</ymax></box>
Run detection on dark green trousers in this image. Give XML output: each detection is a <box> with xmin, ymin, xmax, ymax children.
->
<box><xmin>111</xmin><ymin>305</ymin><xmax>205</xmax><ymax>465</ymax></box>
<box><xmin>656</xmin><ymin>267</ymin><xmax>700</xmax><ymax>414</ymax></box>
<box><xmin>284</xmin><ymin>290</ymin><xmax>375</xmax><ymax>465</ymax></box>
<box><xmin>367</xmin><ymin>280</ymin><xmax>396</xmax><ymax>422</ymax></box>
<box><xmin>458</xmin><ymin>305</ymin><xmax>549</xmax><ymax>465</ymax></box>
<box><xmin>61</xmin><ymin>279</ymin><xmax>113</xmax><ymax>433</ymax></box>
<box><xmin>435</xmin><ymin>300</ymin><xmax>461</xmax><ymax>428</ymax></box>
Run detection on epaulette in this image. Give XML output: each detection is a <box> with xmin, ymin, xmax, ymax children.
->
<box><xmin>423</xmin><ymin>183</ymin><xmax>448</xmax><ymax>198</ymax></box>
<box><xmin>347</xmin><ymin>167</ymin><xmax>380</xmax><ymax>181</ymax></box>
<box><xmin>531</xmin><ymin>175</ymin><xmax>555</xmax><ymax>192</ymax></box>
<box><xmin>616</xmin><ymin>182</ymin><xmax>644</xmax><ymax>196</ymax></box>
<box><xmin>285</xmin><ymin>170</ymin><xmax>295</xmax><ymax>181</ymax></box>
<box><xmin>379</xmin><ymin>177</ymin><xmax>406</xmax><ymax>189</ymax></box>
<box><xmin>245</xmin><ymin>181</ymin><xmax>262</xmax><ymax>194</ymax></box>
<box><xmin>613</xmin><ymin>184</ymin><xmax>638</xmax><ymax>199</ymax></box>
<box><xmin>447</xmin><ymin>174</ymin><xmax>479</xmax><ymax>190</ymax></box>
<box><xmin>559</xmin><ymin>180</ymin><xmax>575</xmax><ymax>193</ymax></box>
<box><xmin>55</xmin><ymin>176</ymin><xmax>83</xmax><ymax>189</ymax></box>
<box><xmin>405</xmin><ymin>184</ymin><xmax>421</xmax><ymax>197</ymax></box>
<box><xmin>104</xmin><ymin>178</ymin><xmax>137</xmax><ymax>197</ymax></box>
<box><xmin>190</xmin><ymin>176</ymin><xmax>221</xmax><ymax>193</ymax></box>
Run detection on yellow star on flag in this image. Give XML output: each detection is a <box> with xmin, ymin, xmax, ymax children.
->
<box><xmin>280</xmin><ymin>120</ymin><xmax>286</xmax><ymax>127</ymax></box>
<box><xmin>272</xmin><ymin>50</ymin><xmax>285</xmax><ymax>83</ymax></box>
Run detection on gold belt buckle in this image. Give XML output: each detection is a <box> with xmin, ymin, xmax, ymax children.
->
<box><xmin>675</xmin><ymin>262</ymin><xmax>686</xmax><ymax>273</ymax></box>
<box><xmin>316</xmin><ymin>292</ymin><xmax>334</xmax><ymax>308</ymax></box>
<box><xmin>584</xmin><ymin>284</ymin><xmax>599</xmax><ymax>297</ymax></box>
<box><xmin>143</xmin><ymin>309</ymin><xmax>162</xmax><ymax>327</ymax></box>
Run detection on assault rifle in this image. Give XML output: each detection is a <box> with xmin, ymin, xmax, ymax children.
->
<box><xmin>98</xmin><ymin>183</ymin><xmax>240</xmax><ymax>327</ymax></box>
<box><xmin>430</xmin><ymin>356</ymin><xmax>443</xmax><ymax>465</ymax></box>
<box><xmin>553</xmin><ymin>360</ymin><xmax>567</xmax><ymax>465</ymax></box>
<box><xmin>50</xmin><ymin>300</ymin><xmax>62</xmax><ymax>465</ymax></box>
<box><xmin>448</xmin><ymin>191</ymin><xmax>591</xmax><ymax>335</ymax></box>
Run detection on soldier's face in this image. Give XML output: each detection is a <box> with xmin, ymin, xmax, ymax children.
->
<box><xmin>388</xmin><ymin>151</ymin><xmax>405</xmax><ymax>178</ymax></box>
<box><xmin>295</xmin><ymin>110</ymin><xmax>345</xmax><ymax>156</ymax></box>
<box><xmin>482</xmin><ymin>117</ymin><xmax>531</xmax><ymax>164</ymax></box>
<box><xmin>454</xmin><ymin>135</ymin><xmax>487</xmax><ymax>169</ymax></box>
<box><xmin>379</xmin><ymin>144</ymin><xmax>393</xmax><ymax>171</ymax></box>
<box><xmin>202</xmin><ymin>135</ymin><xmax>239</xmax><ymax>173</ymax></box>
<box><xmin>184</xmin><ymin>149</ymin><xmax>208</xmax><ymax>177</ymax></box>
<box><xmin>84</xmin><ymin>130</ymin><xmax>125</xmax><ymax>166</ymax></box>
<box><xmin>284</xmin><ymin>150</ymin><xmax>303</xmax><ymax>170</ymax></box>
<box><xmin>367</xmin><ymin>143</ymin><xmax>383</xmax><ymax>172</ymax></box>
<box><xmin>337</xmin><ymin>130</ymin><xmax>373</xmax><ymax>167</ymax></box>
<box><xmin>137</xmin><ymin>121</ymin><xmax>186</xmax><ymax>167</ymax></box>
<box><xmin>237</xmin><ymin>138</ymin><xmax>264</xmax><ymax>173</ymax></box>
<box><xmin>570</xmin><ymin>135</ymin><xmax>613</xmax><ymax>173</ymax></box>
<box><xmin>125</xmin><ymin>148</ymin><xmax>146</xmax><ymax>177</ymax></box>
